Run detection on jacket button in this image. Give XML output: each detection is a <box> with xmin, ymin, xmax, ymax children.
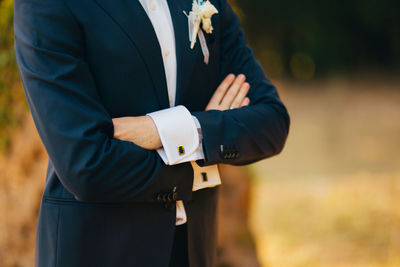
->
<box><xmin>171</xmin><ymin>186</ymin><xmax>178</xmax><ymax>201</ymax></box>
<box><xmin>161</xmin><ymin>193</ymin><xmax>169</xmax><ymax>203</ymax></box>
<box><xmin>167</xmin><ymin>192</ymin><xmax>178</xmax><ymax>202</ymax></box>
<box><xmin>220</xmin><ymin>145</ymin><xmax>240</xmax><ymax>160</ymax></box>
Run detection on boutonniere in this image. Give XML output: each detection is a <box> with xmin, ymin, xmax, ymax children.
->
<box><xmin>183</xmin><ymin>0</ymin><xmax>218</xmax><ymax>64</ymax></box>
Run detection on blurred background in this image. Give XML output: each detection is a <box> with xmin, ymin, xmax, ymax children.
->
<box><xmin>0</xmin><ymin>0</ymin><xmax>399</xmax><ymax>266</ymax></box>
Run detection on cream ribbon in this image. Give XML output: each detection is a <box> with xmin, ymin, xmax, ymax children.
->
<box><xmin>185</xmin><ymin>11</ymin><xmax>210</xmax><ymax>64</ymax></box>
<box><xmin>197</xmin><ymin>29</ymin><xmax>210</xmax><ymax>64</ymax></box>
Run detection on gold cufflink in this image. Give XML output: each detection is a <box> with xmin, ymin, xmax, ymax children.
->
<box><xmin>178</xmin><ymin>145</ymin><xmax>185</xmax><ymax>155</ymax></box>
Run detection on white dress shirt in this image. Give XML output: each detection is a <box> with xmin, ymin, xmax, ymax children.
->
<box><xmin>138</xmin><ymin>0</ymin><xmax>221</xmax><ymax>225</ymax></box>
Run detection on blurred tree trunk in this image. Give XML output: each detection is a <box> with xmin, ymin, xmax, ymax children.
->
<box><xmin>217</xmin><ymin>165</ymin><xmax>260</xmax><ymax>267</ymax></box>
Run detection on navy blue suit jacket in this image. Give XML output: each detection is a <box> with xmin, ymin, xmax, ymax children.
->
<box><xmin>14</xmin><ymin>0</ymin><xmax>290</xmax><ymax>266</ymax></box>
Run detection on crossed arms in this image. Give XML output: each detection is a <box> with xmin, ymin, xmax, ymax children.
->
<box><xmin>112</xmin><ymin>74</ymin><xmax>251</xmax><ymax>151</ymax></box>
<box><xmin>14</xmin><ymin>0</ymin><xmax>290</xmax><ymax>202</ymax></box>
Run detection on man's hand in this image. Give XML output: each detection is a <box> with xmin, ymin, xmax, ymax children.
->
<box><xmin>205</xmin><ymin>74</ymin><xmax>250</xmax><ymax>111</ymax></box>
<box><xmin>112</xmin><ymin>116</ymin><xmax>162</xmax><ymax>150</ymax></box>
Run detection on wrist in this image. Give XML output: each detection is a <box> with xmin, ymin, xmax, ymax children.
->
<box><xmin>145</xmin><ymin>115</ymin><xmax>162</xmax><ymax>149</ymax></box>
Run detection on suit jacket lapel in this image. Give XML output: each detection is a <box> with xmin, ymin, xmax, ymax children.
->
<box><xmin>94</xmin><ymin>0</ymin><xmax>170</xmax><ymax>109</ymax></box>
<box><xmin>167</xmin><ymin>0</ymin><xmax>203</xmax><ymax>106</ymax></box>
<box><xmin>94</xmin><ymin>0</ymin><xmax>202</xmax><ymax>109</ymax></box>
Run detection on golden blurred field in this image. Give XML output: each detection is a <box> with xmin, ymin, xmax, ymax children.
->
<box><xmin>249</xmin><ymin>76</ymin><xmax>400</xmax><ymax>267</ymax></box>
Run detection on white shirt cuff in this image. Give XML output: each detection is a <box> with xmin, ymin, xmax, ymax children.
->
<box><xmin>190</xmin><ymin>162</ymin><xmax>221</xmax><ymax>191</ymax></box>
<box><xmin>147</xmin><ymin>105</ymin><xmax>205</xmax><ymax>165</ymax></box>
<box><xmin>176</xmin><ymin>200</ymin><xmax>187</xmax><ymax>225</ymax></box>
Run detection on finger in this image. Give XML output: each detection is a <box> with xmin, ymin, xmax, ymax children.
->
<box><xmin>240</xmin><ymin>97</ymin><xmax>250</xmax><ymax>107</ymax></box>
<box><xmin>207</xmin><ymin>74</ymin><xmax>235</xmax><ymax>108</ymax></box>
<box><xmin>230</xmin><ymin>82</ymin><xmax>250</xmax><ymax>109</ymax></box>
<box><xmin>220</xmin><ymin>74</ymin><xmax>246</xmax><ymax>108</ymax></box>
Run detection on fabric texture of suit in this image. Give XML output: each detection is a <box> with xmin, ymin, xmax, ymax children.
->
<box><xmin>14</xmin><ymin>0</ymin><xmax>290</xmax><ymax>266</ymax></box>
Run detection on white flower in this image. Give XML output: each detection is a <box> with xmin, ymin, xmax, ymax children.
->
<box><xmin>199</xmin><ymin>1</ymin><xmax>218</xmax><ymax>19</ymax></box>
<box><xmin>185</xmin><ymin>0</ymin><xmax>218</xmax><ymax>49</ymax></box>
<box><xmin>202</xmin><ymin>18</ymin><xmax>213</xmax><ymax>34</ymax></box>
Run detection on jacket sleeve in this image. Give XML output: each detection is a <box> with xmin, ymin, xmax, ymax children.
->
<box><xmin>192</xmin><ymin>0</ymin><xmax>290</xmax><ymax>166</ymax></box>
<box><xmin>14</xmin><ymin>0</ymin><xmax>188</xmax><ymax>203</ymax></box>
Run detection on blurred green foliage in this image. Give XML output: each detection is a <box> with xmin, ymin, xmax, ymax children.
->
<box><xmin>237</xmin><ymin>0</ymin><xmax>400</xmax><ymax>79</ymax></box>
<box><xmin>0</xmin><ymin>0</ymin><xmax>26</xmax><ymax>153</ymax></box>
